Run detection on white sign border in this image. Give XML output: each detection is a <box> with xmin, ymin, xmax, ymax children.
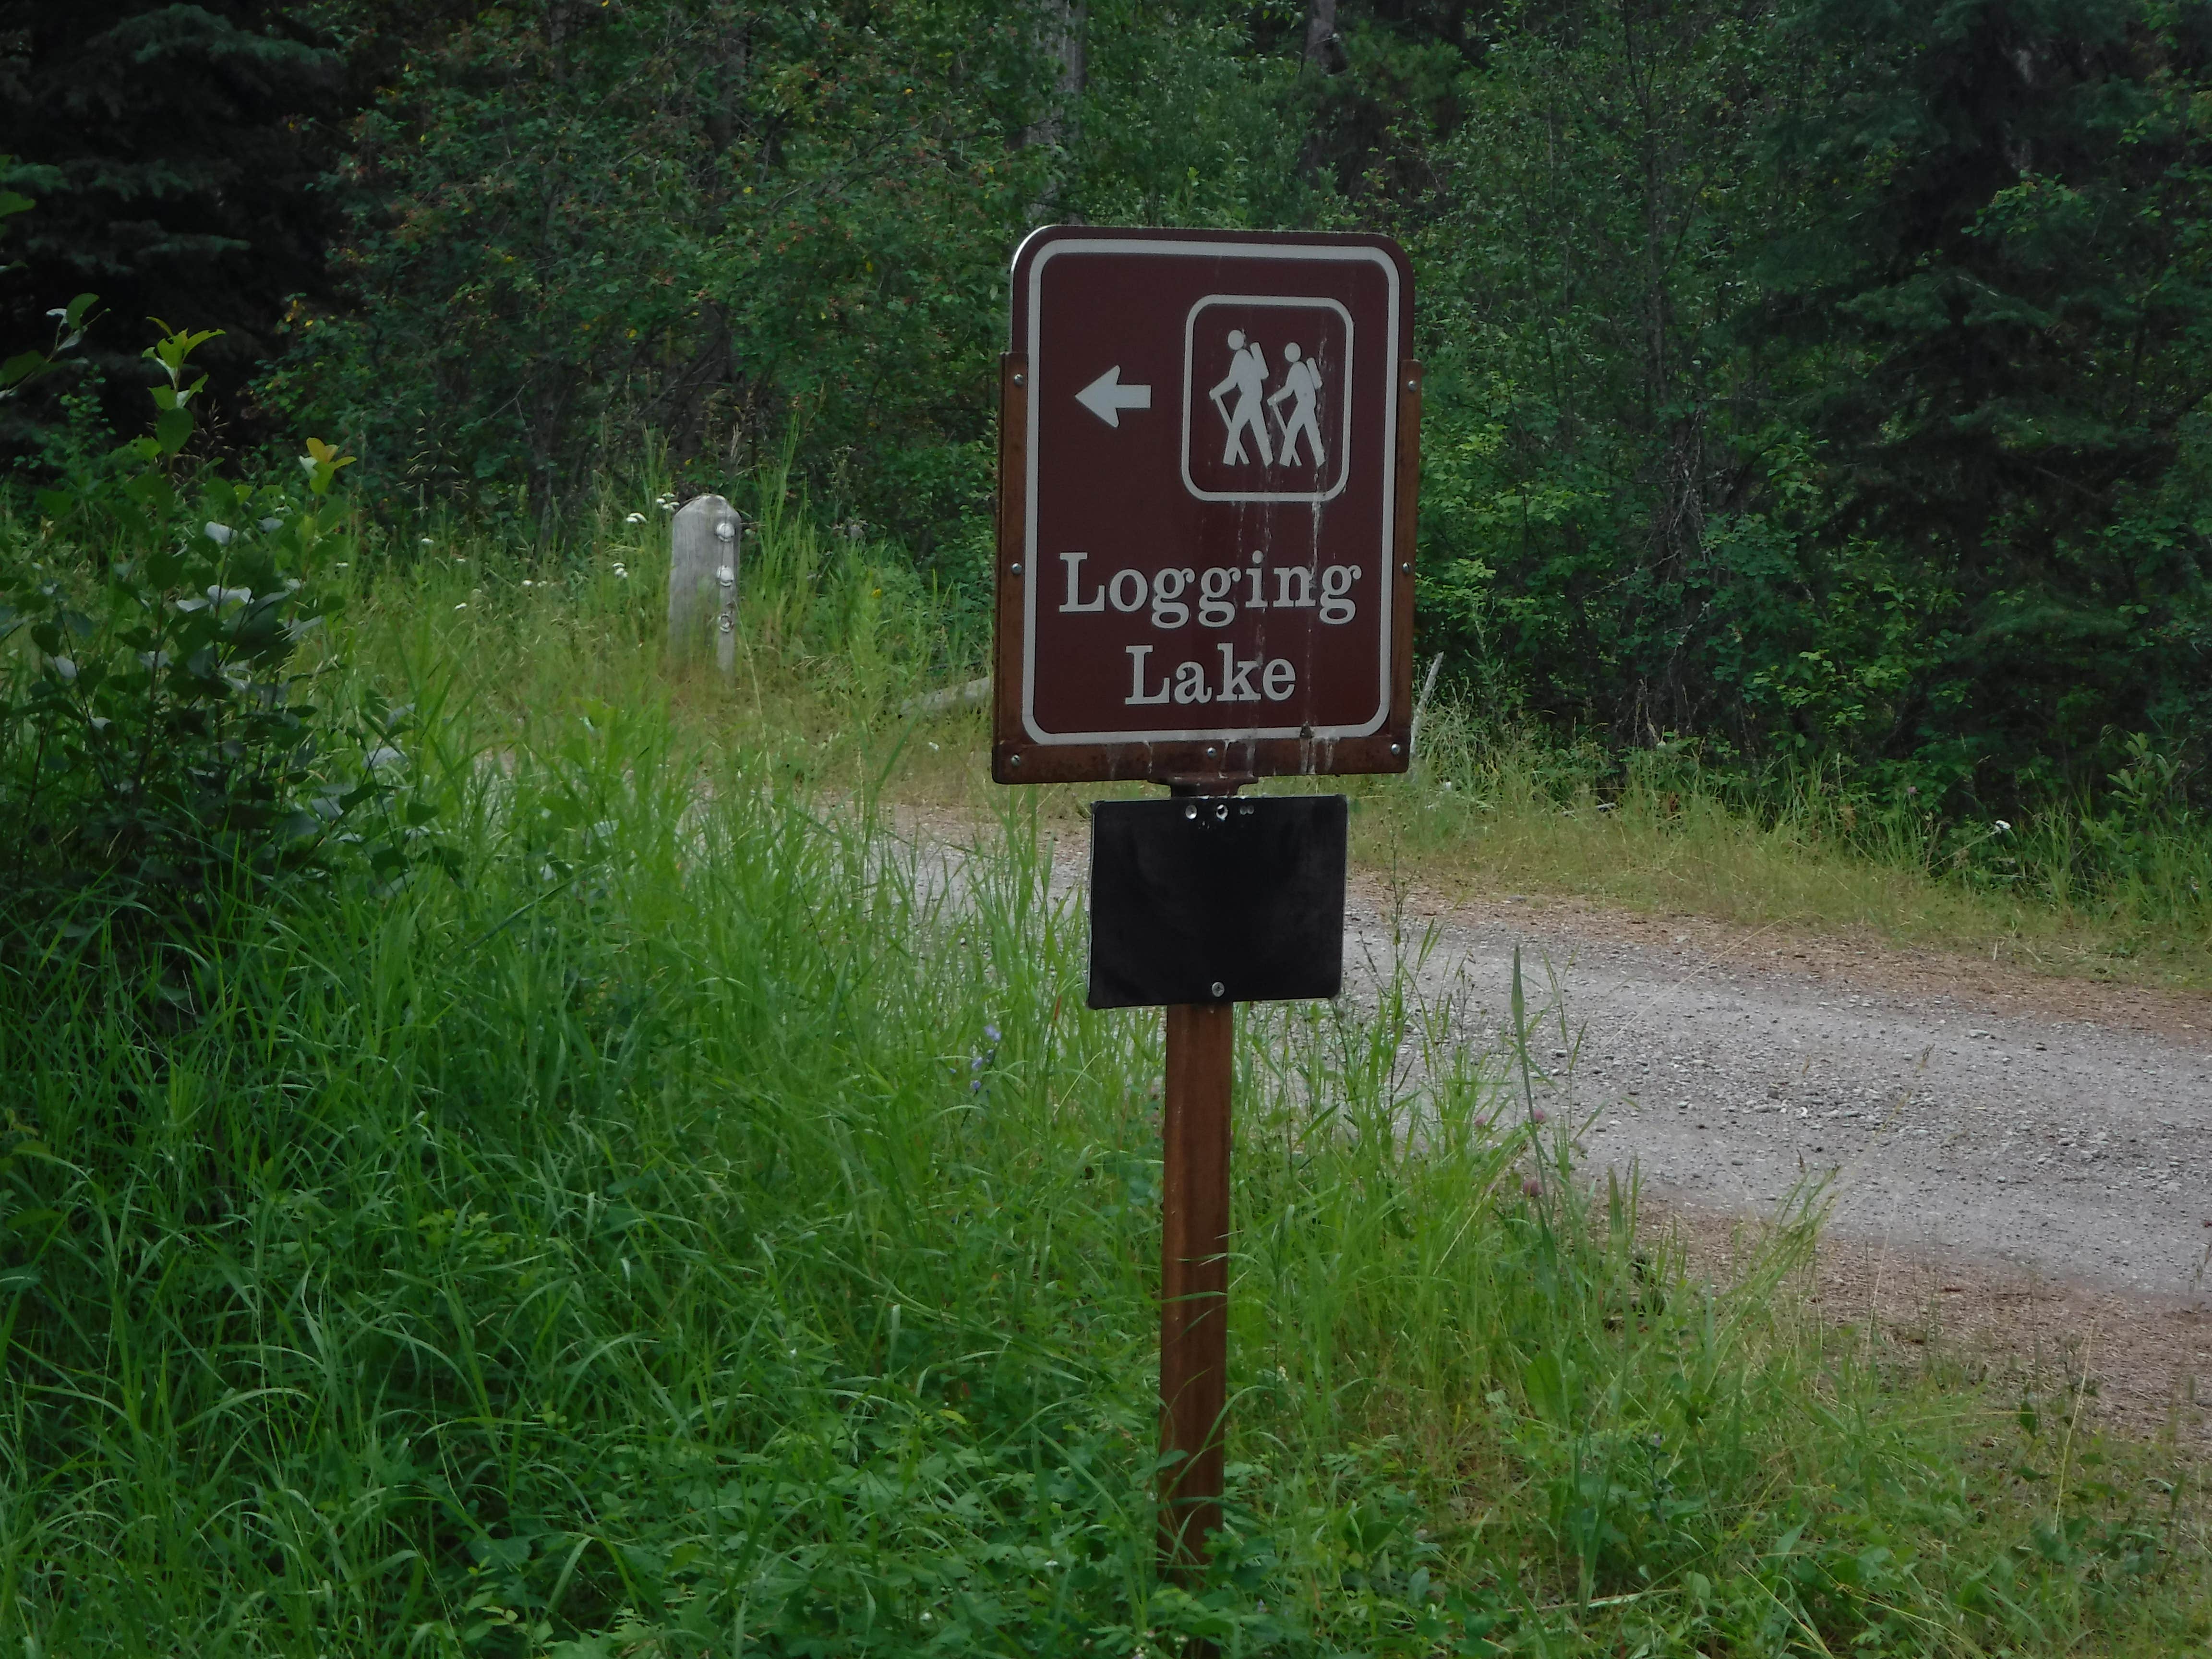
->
<box><xmin>1021</xmin><ymin>236</ymin><xmax>1401</xmax><ymax>748</ymax></box>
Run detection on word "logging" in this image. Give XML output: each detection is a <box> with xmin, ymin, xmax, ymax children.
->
<box><xmin>1058</xmin><ymin>551</ymin><xmax>1363</xmax><ymax>628</ymax></box>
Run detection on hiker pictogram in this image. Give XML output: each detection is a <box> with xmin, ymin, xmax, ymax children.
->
<box><xmin>1268</xmin><ymin>342</ymin><xmax>1326</xmax><ymax>469</ymax></box>
<box><xmin>1180</xmin><ymin>297</ymin><xmax>1352</xmax><ymax>503</ymax></box>
<box><xmin>1205</xmin><ymin>333</ymin><xmax>1330</xmax><ymax>472</ymax></box>
<box><xmin>1206</xmin><ymin>330</ymin><xmax>1274</xmax><ymax>466</ymax></box>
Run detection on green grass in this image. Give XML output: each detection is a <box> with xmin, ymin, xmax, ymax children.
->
<box><xmin>1</xmin><ymin>504</ymin><xmax>2208</xmax><ymax>1655</ymax></box>
<box><xmin>1362</xmin><ymin>701</ymin><xmax>2212</xmax><ymax>989</ymax></box>
<box><xmin>296</xmin><ymin>463</ymin><xmax>2212</xmax><ymax>992</ymax></box>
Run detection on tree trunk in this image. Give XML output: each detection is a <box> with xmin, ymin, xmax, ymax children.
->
<box><xmin>1303</xmin><ymin>0</ymin><xmax>1340</xmax><ymax>69</ymax></box>
<box><xmin>1023</xmin><ymin>0</ymin><xmax>1087</xmax><ymax>151</ymax></box>
<box><xmin>1296</xmin><ymin>0</ymin><xmax>1344</xmax><ymax>182</ymax></box>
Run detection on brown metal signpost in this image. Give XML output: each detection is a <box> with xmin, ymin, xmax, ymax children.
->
<box><xmin>991</xmin><ymin>226</ymin><xmax>1419</xmax><ymax>1584</ymax></box>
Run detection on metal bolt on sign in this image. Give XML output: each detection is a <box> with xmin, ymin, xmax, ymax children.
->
<box><xmin>990</xmin><ymin>226</ymin><xmax>1420</xmax><ymax>1587</ymax></box>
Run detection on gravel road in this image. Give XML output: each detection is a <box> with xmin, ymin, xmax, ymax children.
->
<box><xmin>1336</xmin><ymin>886</ymin><xmax>2212</xmax><ymax>1308</ymax></box>
<box><xmin>912</xmin><ymin>810</ymin><xmax>2212</xmax><ymax>1423</ymax></box>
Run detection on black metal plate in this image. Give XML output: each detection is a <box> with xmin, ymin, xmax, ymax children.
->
<box><xmin>1086</xmin><ymin>795</ymin><xmax>1347</xmax><ymax>1009</ymax></box>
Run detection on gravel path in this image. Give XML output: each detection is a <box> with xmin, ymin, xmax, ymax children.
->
<box><xmin>1338</xmin><ymin>882</ymin><xmax>2212</xmax><ymax>1308</ymax></box>
<box><xmin>905</xmin><ymin>809</ymin><xmax>2212</xmax><ymax>1424</ymax></box>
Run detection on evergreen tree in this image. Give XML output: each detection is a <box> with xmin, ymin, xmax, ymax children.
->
<box><xmin>1760</xmin><ymin>0</ymin><xmax>2212</xmax><ymax>795</ymax></box>
<box><xmin>0</xmin><ymin>0</ymin><xmax>349</xmax><ymax>459</ymax></box>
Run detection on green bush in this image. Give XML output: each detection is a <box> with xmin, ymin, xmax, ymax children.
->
<box><xmin>1</xmin><ymin>323</ymin><xmax>440</xmax><ymax>969</ymax></box>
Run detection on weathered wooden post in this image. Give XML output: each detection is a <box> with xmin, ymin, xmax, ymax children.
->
<box><xmin>667</xmin><ymin>494</ymin><xmax>741</xmax><ymax>675</ymax></box>
<box><xmin>1157</xmin><ymin>997</ymin><xmax>1235</xmax><ymax>1576</ymax></box>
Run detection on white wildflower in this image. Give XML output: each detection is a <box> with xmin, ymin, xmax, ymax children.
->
<box><xmin>203</xmin><ymin>522</ymin><xmax>233</xmax><ymax>545</ymax></box>
<box><xmin>625</xmin><ymin>511</ymin><xmax>647</xmax><ymax>524</ymax></box>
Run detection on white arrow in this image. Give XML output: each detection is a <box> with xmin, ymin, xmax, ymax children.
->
<box><xmin>1075</xmin><ymin>365</ymin><xmax>1152</xmax><ymax>427</ymax></box>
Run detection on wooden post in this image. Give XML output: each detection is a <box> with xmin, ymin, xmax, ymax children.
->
<box><xmin>667</xmin><ymin>493</ymin><xmax>741</xmax><ymax>674</ymax></box>
<box><xmin>1159</xmin><ymin>998</ymin><xmax>1233</xmax><ymax>1581</ymax></box>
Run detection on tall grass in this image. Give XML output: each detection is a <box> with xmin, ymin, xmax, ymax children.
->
<box><xmin>0</xmin><ymin>562</ymin><xmax>2205</xmax><ymax>1652</ymax></box>
<box><xmin>323</xmin><ymin>453</ymin><xmax>976</xmax><ymax>797</ymax></box>
<box><xmin>315</xmin><ymin>471</ymin><xmax>2212</xmax><ymax>985</ymax></box>
<box><xmin>1306</xmin><ymin>700</ymin><xmax>2210</xmax><ymax>986</ymax></box>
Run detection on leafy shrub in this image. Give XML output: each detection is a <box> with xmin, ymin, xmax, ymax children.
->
<box><xmin>1</xmin><ymin>323</ymin><xmax>439</xmax><ymax>971</ymax></box>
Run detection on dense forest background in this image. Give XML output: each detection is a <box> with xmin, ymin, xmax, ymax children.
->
<box><xmin>6</xmin><ymin>0</ymin><xmax>2211</xmax><ymax>823</ymax></box>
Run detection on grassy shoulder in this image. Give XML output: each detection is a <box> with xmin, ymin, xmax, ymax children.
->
<box><xmin>874</xmin><ymin>712</ymin><xmax>2212</xmax><ymax>999</ymax></box>
<box><xmin>855</xmin><ymin>719</ymin><xmax>2212</xmax><ymax>998</ymax></box>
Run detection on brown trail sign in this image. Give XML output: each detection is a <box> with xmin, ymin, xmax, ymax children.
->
<box><xmin>990</xmin><ymin>226</ymin><xmax>1419</xmax><ymax>1587</ymax></box>
<box><xmin>994</xmin><ymin>226</ymin><xmax>1418</xmax><ymax>787</ymax></box>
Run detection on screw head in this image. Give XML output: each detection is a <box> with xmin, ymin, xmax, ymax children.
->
<box><xmin>1010</xmin><ymin>562</ymin><xmax>1023</xmax><ymax>576</ymax></box>
<box><xmin>1012</xmin><ymin>373</ymin><xmax>1026</xmax><ymax>386</ymax></box>
<box><xmin>1210</xmin><ymin>981</ymin><xmax>1226</xmax><ymax>998</ymax></box>
<box><xmin>1405</xmin><ymin>377</ymin><xmax>1417</xmax><ymax>390</ymax></box>
<box><xmin>1009</xmin><ymin>753</ymin><xmax>1023</xmax><ymax>767</ymax></box>
<box><xmin>1390</xmin><ymin>742</ymin><xmax>1404</xmax><ymax>755</ymax></box>
<box><xmin>1400</xmin><ymin>561</ymin><xmax>1411</xmax><ymax>574</ymax></box>
<box><xmin>1204</xmin><ymin>745</ymin><xmax>1218</xmax><ymax>758</ymax></box>
<box><xmin>1184</xmin><ymin>803</ymin><xmax>1198</xmax><ymax>820</ymax></box>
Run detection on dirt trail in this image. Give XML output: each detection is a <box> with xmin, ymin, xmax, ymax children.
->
<box><xmin>904</xmin><ymin>810</ymin><xmax>2212</xmax><ymax>1438</ymax></box>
